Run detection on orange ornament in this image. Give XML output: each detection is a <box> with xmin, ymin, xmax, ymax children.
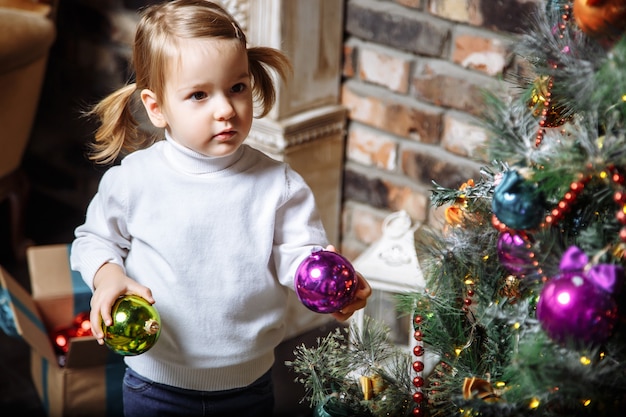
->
<box><xmin>573</xmin><ymin>0</ymin><xmax>626</xmax><ymax>38</ymax></box>
<box><xmin>445</xmin><ymin>206</ymin><xmax>464</xmax><ymax>225</ymax></box>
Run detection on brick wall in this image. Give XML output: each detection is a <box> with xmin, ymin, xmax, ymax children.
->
<box><xmin>339</xmin><ymin>0</ymin><xmax>541</xmax><ymax>259</ymax></box>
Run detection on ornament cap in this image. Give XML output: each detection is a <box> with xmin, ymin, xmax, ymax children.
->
<box><xmin>144</xmin><ymin>319</ymin><xmax>160</xmax><ymax>335</ymax></box>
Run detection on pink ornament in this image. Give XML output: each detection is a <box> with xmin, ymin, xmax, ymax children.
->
<box><xmin>536</xmin><ymin>272</ymin><xmax>618</xmax><ymax>345</ymax></box>
<box><xmin>295</xmin><ymin>249</ymin><xmax>359</xmax><ymax>313</ymax></box>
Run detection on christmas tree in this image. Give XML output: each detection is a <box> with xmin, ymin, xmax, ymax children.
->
<box><xmin>288</xmin><ymin>1</ymin><xmax>626</xmax><ymax>416</ymax></box>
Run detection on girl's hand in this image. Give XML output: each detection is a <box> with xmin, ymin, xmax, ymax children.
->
<box><xmin>331</xmin><ymin>271</ymin><xmax>371</xmax><ymax>321</ymax></box>
<box><xmin>89</xmin><ymin>263</ymin><xmax>154</xmax><ymax>344</ymax></box>
<box><xmin>323</xmin><ymin>245</ymin><xmax>372</xmax><ymax>322</ymax></box>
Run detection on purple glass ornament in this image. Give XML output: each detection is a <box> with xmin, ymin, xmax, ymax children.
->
<box><xmin>536</xmin><ymin>272</ymin><xmax>618</xmax><ymax>345</ymax></box>
<box><xmin>497</xmin><ymin>231</ymin><xmax>533</xmax><ymax>275</ymax></box>
<box><xmin>295</xmin><ymin>249</ymin><xmax>359</xmax><ymax>314</ymax></box>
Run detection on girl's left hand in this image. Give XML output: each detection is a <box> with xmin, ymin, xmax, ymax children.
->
<box><xmin>323</xmin><ymin>245</ymin><xmax>372</xmax><ymax>322</ymax></box>
<box><xmin>331</xmin><ymin>271</ymin><xmax>372</xmax><ymax>321</ymax></box>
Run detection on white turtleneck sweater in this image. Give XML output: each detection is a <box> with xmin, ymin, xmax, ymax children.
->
<box><xmin>70</xmin><ymin>136</ymin><xmax>328</xmax><ymax>391</ymax></box>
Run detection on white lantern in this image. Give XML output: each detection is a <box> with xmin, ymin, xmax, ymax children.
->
<box><xmin>351</xmin><ymin>210</ymin><xmax>438</xmax><ymax>375</ymax></box>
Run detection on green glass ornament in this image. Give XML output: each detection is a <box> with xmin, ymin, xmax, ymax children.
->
<box><xmin>103</xmin><ymin>295</ymin><xmax>161</xmax><ymax>356</ymax></box>
<box><xmin>314</xmin><ymin>394</ymin><xmax>354</xmax><ymax>417</ymax></box>
<box><xmin>313</xmin><ymin>402</ymin><xmax>334</xmax><ymax>417</ymax></box>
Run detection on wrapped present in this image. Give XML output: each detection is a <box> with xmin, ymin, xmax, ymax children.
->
<box><xmin>1</xmin><ymin>244</ymin><xmax>125</xmax><ymax>417</ymax></box>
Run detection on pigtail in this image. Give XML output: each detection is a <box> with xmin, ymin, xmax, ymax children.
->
<box><xmin>247</xmin><ymin>46</ymin><xmax>292</xmax><ymax>118</ymax></box>
<box><xmin>86</xmin><ymin>83</ymin><xmax>150</xmax><ymax>165</ymax></box>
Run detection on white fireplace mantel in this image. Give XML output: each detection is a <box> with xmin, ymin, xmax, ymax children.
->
<box><xmin>222</xmin><ymin>0</ymin><xmax>347</xmax><ymax>245</ymax></box>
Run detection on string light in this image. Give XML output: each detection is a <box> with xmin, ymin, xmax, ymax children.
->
<box><xmin>529</xmin><ymin>397</ymin><xmax>540</xmax><ymax>409</ymax></box>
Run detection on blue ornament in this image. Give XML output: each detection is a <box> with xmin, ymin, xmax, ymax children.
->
<box><xmin>492</xmin><ymin>170</ymin><xmax>545</xmax><ymax>230</ymax></box>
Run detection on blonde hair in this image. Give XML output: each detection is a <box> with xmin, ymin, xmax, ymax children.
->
<box><xmin>87</xmin><ymin>0</ymin><xmax>291</xmax><ymax>164</ymax></box>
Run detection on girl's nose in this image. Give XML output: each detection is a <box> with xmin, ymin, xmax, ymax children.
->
<box><xmin>214</xmin><ymin>95</ymin><xmax>235</xmax><ymax>121</ymax></box>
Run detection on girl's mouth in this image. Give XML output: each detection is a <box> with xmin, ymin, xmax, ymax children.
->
<box><xmin>213</xmin><ymin>130</ymin><xmax>236</xmax><ymax>141</ymax></box>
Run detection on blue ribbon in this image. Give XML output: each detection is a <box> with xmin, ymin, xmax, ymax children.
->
<box><xmin>41</xmin><ymin>357</ymin><xmax>49</xmax><ymax>414</ymax></box>
<box><xmin>66</xmin><ymin>245</ymin><xmax>92</xmax><ymax>316</ymax></box>
<box><xmin>0</xmin><ymin>287</ymin><xmax>19</xmax><ymax>337</ymax></box>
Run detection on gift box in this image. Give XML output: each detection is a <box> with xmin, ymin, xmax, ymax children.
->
<box><xmin>0</xmin><ymin>244</ymin><xmax>124</xmax><ymax>417</ymax></box>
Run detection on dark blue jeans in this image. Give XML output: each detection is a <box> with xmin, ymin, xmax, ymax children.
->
<box><xmin>122</xmin><ymin>367</ymin><xmax>274</xmax><ymax>417</ymax></box>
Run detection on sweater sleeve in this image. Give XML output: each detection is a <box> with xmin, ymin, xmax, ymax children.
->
<box><xmin>70</xmin><ymin>166</ymin><xmax>131</xmax><ymax>290</ymax></box>
<box><xmin>272</xmin><ymin>165</ymin><xmax>329</xmax><ymax>289</ymax></box>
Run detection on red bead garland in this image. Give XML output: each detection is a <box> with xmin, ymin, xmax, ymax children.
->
<box><xmin>611</xmin><ymin>167</ymin><xmax>626</xmax><ymax>242</ymax></box>
<box><xmin>534</xmin><ymin>165</ymin><xmax>626</xmax><ymax>243</ymax></box>
<box><xmin>534</xmin><ymin>76</ymin><xmax>553</xmax><ymax>148</ymax></box>
<box><xmin>462</xmin><ymin>279</ymin><xmax>476</xmax><ymax>314</ymax></box>
<box><xmin>534</xmin><ymin>3</ymin><xmax>572</xmax><ymax>148</ymax></box>
<box><xmin>541</xmin><ymin>174</ymin><xmax>590</xmax><ymax>228</ymax></box>
<box><xmin>412</xmin><ymin>314</ymin><xmax>425</xmax><ymax>415</ymax></box>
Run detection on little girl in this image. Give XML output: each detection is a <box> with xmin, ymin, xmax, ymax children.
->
<box><xmin>69</xmin><ymin>1</ymin><xmax>371</xmax><ymax>416</ymax></box>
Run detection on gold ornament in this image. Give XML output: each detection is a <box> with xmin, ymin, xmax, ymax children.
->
<box><xmin>500</xmin><ymin>275</ymin><xmax>522</xmax><ymax>300</ymax></box>
<box><xmin>612</xmin><ymin>242</ymin><xmax>626</xmax><ymax>259</ymax></box>
<box><xmin>528</xmin><ymin>76</ymin><xmax>571</xmax><ymax>128</ymax></box>
<box><xmin>360</xmin><ymin>375</ymin><xmax>373</xmax><ymax>400</ymax></box>
<box><xmin>358</xmin><ymin>374</ymin><xmax>389</xmax><ymax>400</ymax></box>
<box><xmin>371</xmin><ymin>374</ymin><xmax>387</xmax><ymax>395</ymax></box>
<box><xmin>462</xmin><ymin>376</ymin><xmax>503</xmax><ymax>403</ymax></box>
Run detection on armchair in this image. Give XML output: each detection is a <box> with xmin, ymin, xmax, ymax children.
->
<box><xmin>0</xmin><ymin>0</ymin><xmax>56</xmax><ymax>260</ymax></box>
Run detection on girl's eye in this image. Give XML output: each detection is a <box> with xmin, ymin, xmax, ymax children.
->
<box><xmin>190</xmin><ymin>91</ymin><xmax>207</xmax><ymax>101</ymax></box>
<box><xmin>231</xmin><ymin>83</ymin><xmax>246</xmax><ymax>94</ymax></box>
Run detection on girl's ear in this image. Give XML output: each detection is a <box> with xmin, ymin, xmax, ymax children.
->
<box><xmin>140</xmin><ymin>89</ymin><xmax>167</xmax><ymax>128</ymax></box>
